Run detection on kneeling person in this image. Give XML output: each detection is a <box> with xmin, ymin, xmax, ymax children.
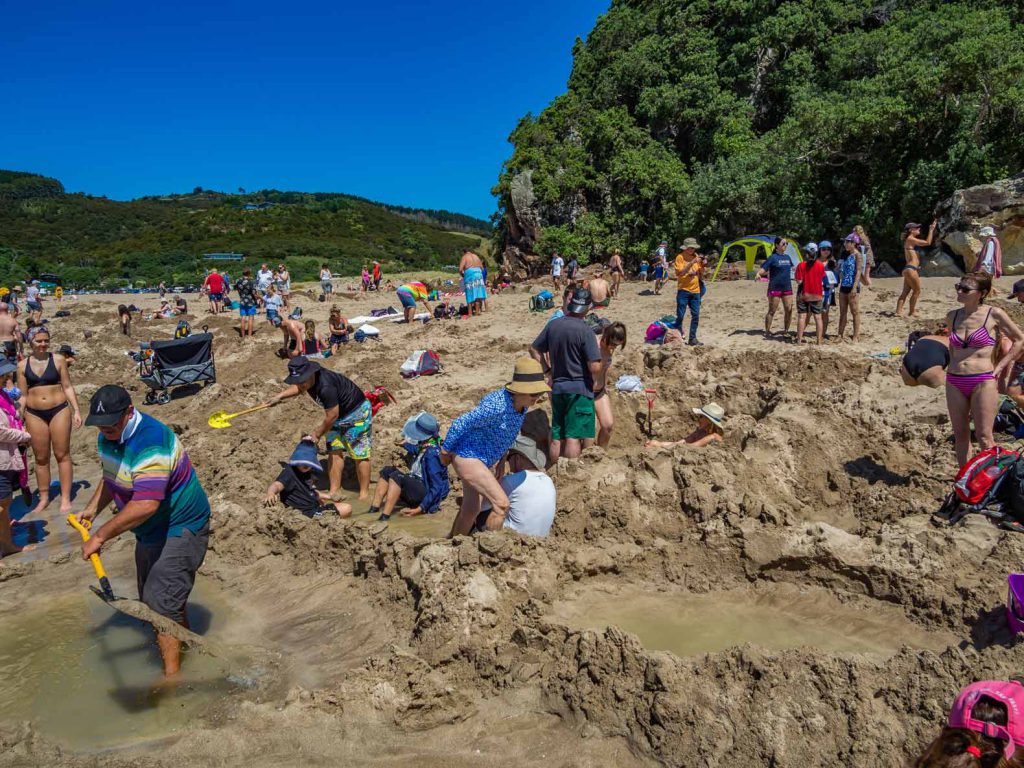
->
<box><xmin>77</xmin><ymin>385</ymin><xmax>210</xmax><ymax>678</ymax></box>
<box><xmin>476</xmin><ymin>435</ymin><xmax>556</xmax><ymax>537</ymax></box>
<box><xmin>264</xmin><ymin>440</ymin><xmax>352</xmax><ymax>518</ymax></box>
<box><xmin>370</xmin><ymin>411</ymin><xmax>450</xmax><ymax>522</ymax></box>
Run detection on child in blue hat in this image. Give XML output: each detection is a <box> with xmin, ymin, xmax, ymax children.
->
<box><xmin>264</xmin><ymin>439</ymin><xmax>352</xmax><ymax>519</ymax></box>
<box><xmin>369</xmin><ymin>411</ymin><xmax>450</xmax><ymax>522</ymax></box>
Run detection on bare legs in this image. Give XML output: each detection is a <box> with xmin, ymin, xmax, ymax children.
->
<box><xmin>449</xmin><ymin>456</ymin><xmax>508</xmax><ymax>537</ymax></box>
<box><xmin>595</xmin><ymin>394</ymin><xmax>614</xmax><ymax>447</ymax></box>
<box><xmin>837</xmin><ymin>291</ymin><xmax>861</xmax><ymax>342</ymax></box>
<box><xmin>946</xmin><ymin>377</ymin><xmax>998</xmax><ymax>467</ymax></box>
<box><xmin>765</xmin><ymin>295</ymin><xmax>793</xmax><ymax>336</ymax></box>
<box><xmin>896</xmin><ymin>269</ymin><xmax>921</xmax><ymax>316</ymax></box>
<box><xmin>25</xmin><ymin>406</ymin><xmax>74</xmax><ymax>514</ymax></box>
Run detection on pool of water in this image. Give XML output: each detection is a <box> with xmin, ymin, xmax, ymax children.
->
<box><xmin>548</xmin><ymin>583</ymin><xmax>957</xmax><ymax>658</ymax></box>
<box><xmin>0</xmin><ymin>578</ymin><xmax>240</xmax><ymax>750</ymax></box>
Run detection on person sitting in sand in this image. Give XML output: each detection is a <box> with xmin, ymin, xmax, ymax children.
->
<box><xmin>913</xmin><ymin>678</ymin><xmax>1024</xmax><ymax>766</ymax></box>
<box><xmin>117</xmin><ymin>304</ymin><xmax>131</xmax><ymax>336</ymax></box>
<box><xmin>302</xmin><ymin>319</ymin><xmax>325</xmax><ymax>357</ymax></box>
<box><xmin>474</xmin><ymin>434</ymin><xmax>555</xmax><ymax>537</ymax></box>
<box><xmin>369</xmin><ymin>411</ymin><xmax>449</xmax><ymax>522</ymax></box>
<box><xmin>174</xmin><ymin>295</ymin><xmax>188</xmax><ymax>315</ymax></box>
<box><xmin>328</xmin><ymin>306</ymin><xmax>351</xmax><ymax>354</ymax></box>
<box><xmin>901</xmin><ymin>327</ymin><xmax>950</xmax><ymax>388</ymax></box>
<box><xmin>263</xmin><ymin>439</ymin><xmax>352</xmax><ymax>519</ymax></box>
<box><xmin>646</xmin><ymin>402</ymin><xmax>725</xmax><ymax>450</ymax></box>
<box><xmin>277</xmin><ymin>308</ymin><xmax>305</xmax><ymax>359</ymax></box>
<box><xmin>0</xmin><ymin>360</ymin><xmax>34</xmax><ymax>557</ymax></box>
<box><xmin>589</xmin><ymin>270</ymin><xmax>611</xmax><ymax>309</ymax></box>
<box><xmin>156</xmin><ymin>299</ymin><xmax>175</xmax><ymax>319</ymax></box>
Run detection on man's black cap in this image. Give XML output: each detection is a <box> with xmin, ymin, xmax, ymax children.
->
<box><xmin>86</xmin><ymin>384</ymin><xmax>132</xmax><ymax>427</ymax></box>
<box><xmin>284</xmin><ymin>356</ymin><xmax>319</xmax><ymax>385</ymax></box>
<box><xmin>567</xmin><ymin>288</ymin><xmax>592</xmax><ymax>314</ymax></box>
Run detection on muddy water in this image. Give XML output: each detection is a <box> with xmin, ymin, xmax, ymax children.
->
<box><xmin>0</xmin><ymin>577</ymin><xmax>239</xmax><ymax>750</ymax></box>
<box><xmin>549</xmin><ymin>583</ymin><xmax>959</xmax><ymax>658</ymax></box>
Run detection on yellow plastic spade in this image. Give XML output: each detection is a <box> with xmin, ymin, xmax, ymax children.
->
<box><xmin>67</xmin><ymin>514</ymin><xmax>115</xmax><ymax>600</ymax></box>
<box><xmin>207</xmin><ymin>403</ymin><xmax>271</xmax><ymax>429</ymax></box>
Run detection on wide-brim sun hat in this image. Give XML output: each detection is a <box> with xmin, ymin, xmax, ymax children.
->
<box><xmin>287</xmin><ymin>439</ymin><xmax>323</xmax><ymax>473</ymax></box>
<box><xmin>692</xmin><ymin>402</ymin><xmax>726</xmax><ymax>427</ymax></box>
<box><xmin>506</xmin><ymin>357</ymin><xmax>550</xmax><ymax>395</ymax></box>
<box><xmin>508</xmin><ymin>434</ymin><xmax>547</xmax><ymax>471</ymax></box>
<box><xmin>283</xmin><ymin>356</ymin><xmax>319</xmax><ymax>385</ymax></box>
<box><xmin>402</xmin><ymin>411</ymin><xmax>440</xmax><ymax>443</ymax></box>
<box><xmin>681</xmin><ymin>237</ymin><xmax>701</xmax><ymax>250</ymax></box>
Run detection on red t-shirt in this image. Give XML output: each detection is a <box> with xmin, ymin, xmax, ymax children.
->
<box><xmin>205</xmin><ymin>273</ymin><xmax>225</xmax><ymax>293</ymax></box>
<box><xmin>795</xmin><ymin>260</ymin><xmax>825</xmax><ymax>298</ymax></box>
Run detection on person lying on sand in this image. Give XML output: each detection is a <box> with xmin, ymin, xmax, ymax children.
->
<box><xmin>913</xmin><ymin>678</ymin><xmax>1024</xmax><ymax>766</ymax></box>
<box><xmin>474</xmin><ymin>434</ymin><xmax>555</xmax><ymax>537</ymax></box>
<box><xmin>901</xmin><ymin>327</ymin><xmax>950</xmax><ymax>388</ymax></box>
<box><xmin>263</xmin><ymin>439</ymin><xmax>352</xmax><ymax>519</ymax></box>
<box><xmin>369</xmin><ymin>411</ymin><xmax>449</xmax><ymax>522</ymax></box>
<box><xmin>646</xmin><ymin>402</ymin><xmax>725</xmax><ymax>449</ymax></box>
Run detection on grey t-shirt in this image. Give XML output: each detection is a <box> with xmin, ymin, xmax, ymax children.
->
<box><xmin>531</xmin><ymin>315</ymin><xmax>601</xmax><ymax>397</ymax></box>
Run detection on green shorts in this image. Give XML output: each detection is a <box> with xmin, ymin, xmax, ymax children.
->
<box><xmin>551</xmin><ymin>393</ymin><xmax>596</xmax><ymax>441</ymax></box>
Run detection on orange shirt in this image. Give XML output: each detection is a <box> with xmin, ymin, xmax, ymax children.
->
<box><xmin>674</xmin><ymin>253</ymin><xmax>703</xmax><ymax>293</ymax></box>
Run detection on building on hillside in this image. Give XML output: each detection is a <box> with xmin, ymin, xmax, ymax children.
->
<box><xmin>203</xmin><ymin>252</ymin><xmax>244</xmax><ymax>261</ymax></box>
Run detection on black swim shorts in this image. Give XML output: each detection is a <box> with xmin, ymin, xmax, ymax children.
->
<box><xmin>135</xmin><ymin>524</ymin><xmax>209</xmax><ymax>624</ymax></box>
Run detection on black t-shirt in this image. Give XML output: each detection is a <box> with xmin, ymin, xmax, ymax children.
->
<box><xmin>531</xmin><ymin>315</ymin><xmax>601</xmax><ymax>398</ymax></box>
<box><xmin>306</xmin><ymin>367</ymin><xmax>365</xmax><ymax>416</ymax></box>
<box><xmin>275</xmin><ymin>465</ymin><xmax>319</xmax><ymax>514</ymax></box>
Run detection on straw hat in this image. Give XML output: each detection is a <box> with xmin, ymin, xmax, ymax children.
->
<box><xmin>506</xmin><ymin>358</ymin><xmax>550</xmax><ymax>395</ymax></box>
<box><xmin>692</xmin><ymin>402</ymin><xmax>726</xmax><ymax>427</ymax></box>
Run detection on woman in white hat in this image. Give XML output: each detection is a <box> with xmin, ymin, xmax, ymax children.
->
<box><xmin>645</xmin><ymin>402</ymin><xmax>725</xmax><ymax>450</ymax></box>
<box><xmin>977</xmin><ymin>225</ymin><xmax>1002</xmax><ymax>287</ymax></box>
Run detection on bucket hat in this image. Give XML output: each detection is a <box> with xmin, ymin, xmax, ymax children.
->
<box><xmin>692</xmin><ymin>402</ymin><xmax>726</xmax><ymax>427</ymax></box>
<box><xmin>283</xmin><ymin>356</ymin><xmax>319</xmax><ymax>385</ymax></box>
<box><xmin>402</xmin><ymin>411</ymin><xmax>440</xmax><ymax>443</ymax></box>
<box><xmin>567</xmin><ymin>288</ymin><xmax>592</xmax><ymax>314</ymax></box>
<box><xmin>681</xmin><ymin>237</ymin><xmax>701</xmax><ymax>250</ymax></box>
<box><xmin>506</xmin><ymin>358</ymin><xmax>550</xmax><ymax>396</ymax></box>
<box><xmin>980</xmin><ymin>225</ymin><xmax>997</xmax><ymax>238</ymax></box>
<box><xmin>508</xmin><ymin>434</ymin><xmax>546</xmax><ymax>471</ymax></box>
<box><xmin>287</xmin><ymin>439</ymin><xmax>323</xmax><ymax>473</ymax></box>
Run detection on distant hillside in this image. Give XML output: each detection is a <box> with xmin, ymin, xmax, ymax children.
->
<box><xmin>0</xmin><ymin>173</ymin><xmax>491</xmax><ymax>288</ymax></box>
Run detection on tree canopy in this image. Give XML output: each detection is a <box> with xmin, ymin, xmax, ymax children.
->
<box><xmin>493</xmin><ymin>0</ymin><xmax>1024</xmax><ymax>264</ymax></box>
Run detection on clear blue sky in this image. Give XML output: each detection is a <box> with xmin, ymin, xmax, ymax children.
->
<box><xmin>0</xmin><ymin>0</ymin><xmax>608</xmax><ymax>220</ymax></box>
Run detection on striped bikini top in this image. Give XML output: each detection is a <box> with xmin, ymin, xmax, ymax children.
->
<box><xmin>950</xmin><ymin>308</ymin><xmax>996</xmax><ymax>349</ymax></box>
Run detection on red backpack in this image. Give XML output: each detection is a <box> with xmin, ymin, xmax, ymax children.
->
<box><xmin>399</xmin><ymin>349</ymin><xmax>442</xmax><ymax>378</ymax></box>
<box><xmin>364</xmin><ymin>386</ymin><xmax>396</xmax><ymax>416</ymax></box>
<box><xmin>954</xmin><ymin>446</ymin><xmax>1020</xmax><ymax>506</ymax></box>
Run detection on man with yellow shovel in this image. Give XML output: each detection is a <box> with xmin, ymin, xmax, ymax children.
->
<box><xmin>76</xmin><ymin>385</ymin><xmax>211</xmax><ymax>678</ymax></box>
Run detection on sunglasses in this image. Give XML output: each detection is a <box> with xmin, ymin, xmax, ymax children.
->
<box><xmin>955</xmin><ymin>284</ymin><xmax>978</xmax><ymax>293</ymax></box>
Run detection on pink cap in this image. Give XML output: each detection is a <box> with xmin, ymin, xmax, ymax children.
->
<box><xmin>948</xmin><ymin>680</ymin><xmax>1024</xmax><ymax>761</ymax></box>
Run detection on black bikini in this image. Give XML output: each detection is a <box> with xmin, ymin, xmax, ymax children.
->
<box><xmin>24</xmin><ymin>354</ymin><xmax>70</xmax><ymax>423</ymax></box>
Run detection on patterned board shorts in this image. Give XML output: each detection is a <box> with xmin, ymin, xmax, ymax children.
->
<box><xmin>326</xmin><ymin>399</ymin><xmax>372</xmax><ymax>460</ymax></box>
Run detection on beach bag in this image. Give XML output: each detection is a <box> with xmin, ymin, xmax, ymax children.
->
<box><xmin>400</xmin><ymin>349</ymin><xmax>442</xmax><ymax>379</ymax></box>
<box><xmin>54</xmin><ymin>310</ymin><xmax>71</xmax><ymax>318</ymax></box>
<box><xmin>174</xmin><ymin>319</ymin><xmax>192</xmax><ymax>339</ymax></box>
<box><xmin>645</xmin><ymin>322</ymin><xmax>667</xmax><ymax>343</ymax></box>
<box><xmin>364</xmin><ymin>386</ymin><xmax>397</xmax><ymax>416</ymax></box>
<box><xmin>954</xmin><ymin>447</ymin><xmax>1019</xmax><ymax>506</ymax></box>
<box><xmin>530</xmin><ymin>295</ymin><xmax>554</xmax><ymax>312</ymax></box>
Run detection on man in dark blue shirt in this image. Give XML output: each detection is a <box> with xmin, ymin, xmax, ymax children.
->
<box><xmin>757</xmin><ymin>236</ymin><xmax>795</xmax><ymax>338</ymax></box>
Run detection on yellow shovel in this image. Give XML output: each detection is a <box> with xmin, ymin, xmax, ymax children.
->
<box><xmin>67</xmin><ymin>514</ymin><xmax>116</xmax><ymax>600</ymax></box>
<box><xmin>207</xmin><ymin>403</ymin><xmax>271</xmax><ymax>429</ymax></box>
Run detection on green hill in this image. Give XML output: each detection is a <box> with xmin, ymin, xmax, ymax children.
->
<box><xmin>0</xmin><ymin>172</ymin><xmax>491</xmax><ymax>288</ymax></box>
<box><xmin>494</xmin><ymin>0</ymin><xmax>1024</xmax><ymax>265</ymax></box>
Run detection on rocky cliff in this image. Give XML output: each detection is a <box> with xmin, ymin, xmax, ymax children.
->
<box><xmin>932</xmin><ymin>173</ymin><xmax>1024</xmax><ymax>276</ymax></box>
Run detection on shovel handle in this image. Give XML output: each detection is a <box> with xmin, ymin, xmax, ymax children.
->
<box><xmin>229</xmin><ymin>403</ymin><xmax>273</xmax><ymax>420</ymax></box>
<box><xmin>67</xmin><ymin>514</ymin><xmax>113</xmax><ymax>598</ymax></box>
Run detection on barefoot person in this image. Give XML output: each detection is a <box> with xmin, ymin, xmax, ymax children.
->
<box><xmin>594</xmin><ymin>322</ymin><xmax>626</xmax><ymax>448</ymax></box>
<box><xmin>459</xmin><ymin>247</ymin><xmax>487</xmax><ymax>317</ymax></box>
<box><xmin>369</xmin><ymin>411</ymin><xmax>450</xmax><ymax>522</ymax></box>
<box><xmin>758</xmin><ymin>236</ymin><xmax>795</xmax><ymax>339</ymax></box>
<box><xmin>443</xmin><ymin>358</ymin><xmax>548</xmax><ymax>537</ymax></box>
<box><xmin>795</xmin><ymin>243</ymin><xmax>825</xmax><ymax>345</ymax></box>
<box><xmin>234</xmin><ymin>268</ymin><xmax>260</xmax><ymax>340</ymax></box>
<box><xmin>550</xmin><ymin>252</ymin><xmax>564</xmax><ymax>292</ymax></box>
<box><xmin>608</xmin><ymin>249</ymin><xmax>624</xmax><ymax>297</ymax></box>
<box><xmin>264</xmin><ymin>356</ymin><xmax>373</xmax><ymax>501</ymax></box>
<box><xmin>976</xmin><ymin>225</ymin><xmax>1002</xmax><ymax>286</ymax></box>
<box><xmin>202</xmin><ymin>268</ymin><xmax>225</xmax><ymax>315</ymax></box>
<box><xmin>0</xmin><ymin>303</ymin><xmax>19</xmax><ymax>362</ymax></box>
<box><xmin>77</xmin><ymin>385</ymin><xmax>211</xmax><ymax>678</ymax></box>
<box><xmin>896</xmin><ymin>221</ymin><xmax>936</xmax><ymax>317</ymax></box>
<box><xmin>277</xmin><ymin>308</ymin><xmax>305</xmax><ymax>359</ymax></box>
<box><xmin>646</xmin><ymin>402</ymin><xmax>725</xmax><ymax>450</ymax></box>
<box><xmin>395</xmin><ymin>281</ymin><xmax>432</xmax><ymax>323</ymax></box>
<box><xmin>853</xmin><ymin>225</ymin><xmax>874</xmax><ymax>288</ymax></box>
<box><xmin>0</xmin><ymin>361</ymin><xmax>33</xmax><ymax>557</ymax></box>
<box><xmin>653</xmin><ymin>241</ymin><xmax>669</xmax><ymax>295</ymax></box>
<box><xmin>945</xmin><ymin>272</ymin><xmax>1024</xmax><ymax>467</ymax></box>
<box><xmin>17</xmin><ymin>326</ymin><xmax>81</xmax><ymax>515</ymax></box>
<box><xmin>837</xmin><ymin>234</ymin><xmax>864</xmax><ymax>342</ymax></box>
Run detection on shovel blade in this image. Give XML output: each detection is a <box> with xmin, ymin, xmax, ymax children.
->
<box><xmin>207</xmin><ymin>411</ymin><xmax>232</xmax><ymax>429</ymax></box>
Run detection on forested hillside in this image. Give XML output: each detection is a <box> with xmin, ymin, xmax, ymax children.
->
<box><xmin>494</xmin><ymin>0</ymin><xmax>1024</xmax><ymax>265</ymax></box>
<box><xmin>0</xmin><ymin>171</ymin><xmax>489</xmax><ymax>287</ymax></box>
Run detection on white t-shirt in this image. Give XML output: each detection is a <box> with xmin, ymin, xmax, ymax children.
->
<box><xmin>256</xmin><ymin>269</ymin><xmax>273</xmax><ymax>289</ymax></box>
<box><xmin>483</xmin><ymin>470</ymin><xmax>556</xmax><ymax>537</ymax></box>
<box><xmin>320</xmin><ymin>269</ymin><xmax>332</xmax><ymax>281</ymax></box>
<box><xmin>26</xmin><ymin>286</ymin><xmax>39</xmax><ymax>302</ymax></box>
<box><xmin>551</xmin><ymin>257</ymin><xmax>564</xmax><ymax>277</ymax></box>
<box><xmin>979</xmin><ymin>239</ymin><xmax>997</xmax><ymax>273</ymax></box>
<box><xmin>264</xmin><ymin>294</ymin><xmax>283</xmax><ymax>313</ymax></box>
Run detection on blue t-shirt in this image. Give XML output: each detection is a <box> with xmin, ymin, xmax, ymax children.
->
<box><xmin>762</xmin><ymin>254</ymin><xmax>794</xmax><ymax>292</ymax></box>
<box><xmin>839</xmin><ymin>254</ymin><xmax>858</xmax><ymax>287</ymax></box>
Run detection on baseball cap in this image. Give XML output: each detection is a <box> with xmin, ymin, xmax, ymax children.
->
<box><xmin>58</xmin><ymin>344</ymin><xmax>77</xmax><ymax>357</ymax></box>
<box><xmin>567</xmin><ymin>288</ymin><xmax>592</xmax><ymax>314</ymax></box>
<box><xmin>85</xmin><ymin>385</ymin><xmax>132</xmax><ymax>427</ymax></box>
<box><xmin>948</xmin><ymin>680</ymin><xmax>1024</xmax><ymax>761</ymax></box>
<box><xmin>804</xmin><ymin>242</ymin><xmax>819</xmax><ymax>253</ymax></box>
<box><xmin>819</xmin><ymin>240</ymin><xmax>833</xmax><ymax>250</ymax></box>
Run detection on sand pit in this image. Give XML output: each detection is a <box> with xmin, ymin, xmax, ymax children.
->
<box><xmin>4</xmin><ymin>276</ymin><xmax>1024</xmax><ymax>766</ymax></box>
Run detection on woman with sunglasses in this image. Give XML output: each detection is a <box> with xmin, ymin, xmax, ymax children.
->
<box><xmin>757</xmin><ymin>236</ymin><xmax>795</xmax><ymax>339</ymax></box>
<box><xmin>896</xmin><ymin>221</ymin><xmax>936</xmax><ymax>317</ymax></box>
<box><xmin>946</xmin><ymin>272</ymin><xmax>1024</xmax><ymax>467</ymax></box>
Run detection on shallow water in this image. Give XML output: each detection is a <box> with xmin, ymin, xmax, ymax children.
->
<box><xmin>549</xmin><ymin>584</ymin><xmax>958</xmax><ymax>658</ymax></box>
<box><xmin>0</xmin><ymin>578</ymin><xmax>238</xmax><ymax>750</ymax></box>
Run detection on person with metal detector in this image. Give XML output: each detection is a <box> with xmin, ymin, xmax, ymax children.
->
<box><xmin>76</xmin><ymin>385</ymin><xmax>211</xmax><ymax>678</ymax></box>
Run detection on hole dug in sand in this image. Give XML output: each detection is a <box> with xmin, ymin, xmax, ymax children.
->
<box><xmin>547</xmin><ymin>581</ymin><xmax>958</xmax><ymax>659</ymax></box>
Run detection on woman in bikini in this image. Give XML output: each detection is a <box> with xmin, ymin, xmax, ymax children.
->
<box><xmin>592</xmin><ymin>322</ymin><xmax>626</xmax><ymax>448</ymax></box>
<box><xmin>16</xmin><ymin>326</ymin><xmax>82</xmax><ymax>514</ymax></box>
<box><xmin>896</xmin><ymin>221</ymin><xmax>936</xmax><ymax>317</ymax></box>
<box><xmin>945</xmin><ymin>272</ymin><xmax>1024</xmax><ymax>467</ymax></box>
<box><xmin>607</xmin><ymin>249</ymin><xmax>624</xmax><ymax>297</ymax></box>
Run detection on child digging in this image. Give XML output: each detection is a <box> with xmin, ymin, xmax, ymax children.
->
<box><xmin>370</xmin><ymin>411</ymin><xmax>449</xmax><ymax>522</ymax></box>
<box><xmin>263</xmin><ymin>439</ymin><xmax>352</xmax><ymax>519</ymax></box>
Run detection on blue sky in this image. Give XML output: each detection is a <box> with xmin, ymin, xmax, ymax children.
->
<box><xmin>0</xmin><ymin>0</ymin><xmax>609</xmax><ymax>220</ymax></box>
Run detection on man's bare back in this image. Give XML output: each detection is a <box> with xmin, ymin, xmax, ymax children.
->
<box><xmin>0</xmin><ymin>314</ymin><xmax>17</xmax><ymax>342</ymax></box>
<box><xmin>589</xmin><ymin>278</ymin><xmax>610</xmax><ymax>304</ymax></box>
<box><xmin>459</xmin><ymin>251</ymin><xmax>483</xmax><ymax>271</ymax></box>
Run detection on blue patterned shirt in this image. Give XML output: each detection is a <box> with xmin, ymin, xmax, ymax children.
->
<box><xmin>442</xmin><ymin>389</ymin><xmax>527</xmax><ymax>468</ymax></box>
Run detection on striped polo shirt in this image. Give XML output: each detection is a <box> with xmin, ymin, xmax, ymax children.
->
<box><xmin>98</xmin><ymin>411</ymin><xmax>210</xmax><ymax>545</ymax></box>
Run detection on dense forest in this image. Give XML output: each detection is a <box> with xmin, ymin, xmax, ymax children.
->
<box><xmin>494</xmin><ymin>0</ymin><xmax>1024</xmax><ymax>266</ymax></box>
<box><xmin>0</xmin><ymin>171</ymin><xmax>488</xmax><ymax>288</ymax></box>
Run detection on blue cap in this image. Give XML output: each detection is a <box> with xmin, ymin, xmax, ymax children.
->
<box><xmin>819</xmin><ymin>240</ymin><xmax>833</xmax><ymax>249</ymax></box>
<box><xmin>288</xmin><ymin>439</ymin><xmax>323</xmax><ymax>473</ymax></box>
<box><xmin>402</xmin><ymin>411</ymin><xmax>439</xmax><ymax>443</ymax></box>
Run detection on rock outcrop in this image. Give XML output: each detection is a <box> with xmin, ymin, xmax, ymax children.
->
<box><xmin>934</xmin><ymin>172</ymin><xmax>1024</xmax><ymax>274</ymax></box>
<box><xmin>502</xmin><ymin>171</ymin><xmax>544</xmax><ymax>278</ymax></box>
